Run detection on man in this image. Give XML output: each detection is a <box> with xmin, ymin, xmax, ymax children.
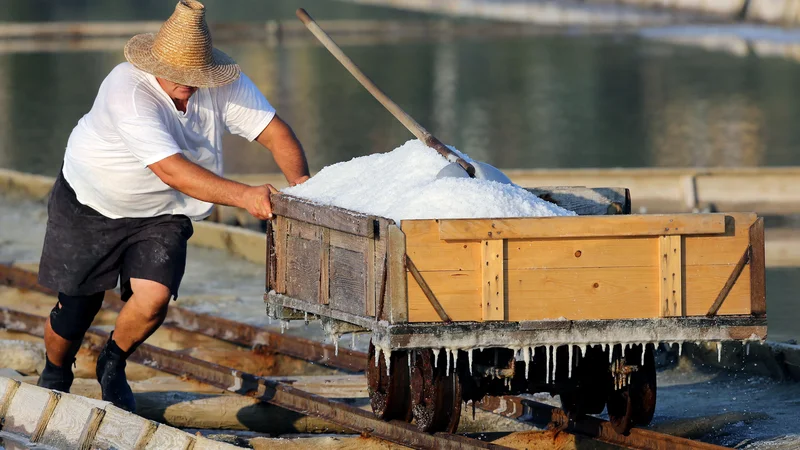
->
<box><xmin>36</xmin><ymin>0</ymin><xmax>309</xmax><ymax>412</ymax></box>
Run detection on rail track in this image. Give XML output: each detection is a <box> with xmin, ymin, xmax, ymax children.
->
<box><xmin>0</xmin><ymin>263</ymin><xmax>731</xmax><ymax>450</ymax></box>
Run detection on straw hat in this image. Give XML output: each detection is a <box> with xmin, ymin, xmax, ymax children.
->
<box><xmin>124</xmin><ymin>0</ymin><xmax>239</xmax><ymax>88</ymax></box>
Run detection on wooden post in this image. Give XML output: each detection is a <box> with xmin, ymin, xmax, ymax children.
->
<box><xmin>658</xmin><ymin>235</ymin><xmax>683</xmax><ymax>317</ymax></box>
<box><xmin>319</xmin><ymin>228</ymin><xmax>330</xmax><ymax>305</ymax></box>
<box><xmin>387</xmin><ymin>225</ymin><xmax>408</xmax><ymax>323</ymax></box>
<box><xmin>749</xmin><ymin>217</ymin><xmax>766</xmax><ymax>316</ymax></box>
<box><xmin>275</xmin><ymin>216</ymin><xmax>287</xmax><ymax>294</ymax></box>
<box><xmin>481</xmin><ymin>239</ymin><xmax>505</xmax><ymax>321</ymax></box>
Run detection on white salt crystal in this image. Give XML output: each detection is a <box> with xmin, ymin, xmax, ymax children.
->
<box><xmin>283</xmin><ymin>140</ymin><xmax>575</xmax><ymax>223</ymax></box>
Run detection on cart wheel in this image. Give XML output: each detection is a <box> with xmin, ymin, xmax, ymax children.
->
<box><xmin>560</xmin><ymin>345</ymin><xmax>610</xmax><ymax>418</ymax></box>
<box><xmin>367</xmin><ymin>341</ymin><xmax>412</xmax><ymax>422</ymax></box>
<box><xmin>410</xmin><ymin>349</ymin><xmax>462</xmax><ymax>433</ymax></box>
<box><xmin>606</xmin><ymin>344</ymin><xmax>657</xmax><ymax>434</ymax></box>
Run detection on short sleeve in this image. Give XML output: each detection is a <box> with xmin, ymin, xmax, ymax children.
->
<box><xmin>221</xmin><ymin>73</ymin><xmax>276</xmax><ymax>142</ymax></box>
<box><xmin>111</xmin><ymin>88</ymin><xmax>182</xmax><ymax>166</ymax></box>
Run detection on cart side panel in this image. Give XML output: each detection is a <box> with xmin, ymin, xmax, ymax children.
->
<box><xmin>270</xmin><ymin>195</ymin><xmax>392</xmax><ymax>321</ymax></box>
<box><xmin>402</xmin><ymin>213</ymin><xmax>763</xmax><ymax>323</ymax></box>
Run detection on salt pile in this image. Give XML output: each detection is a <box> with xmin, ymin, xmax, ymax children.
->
<box><xmin>283</xmin><ymin>140</ymin><xmax>574</xmax><ymax>222</ymax></box>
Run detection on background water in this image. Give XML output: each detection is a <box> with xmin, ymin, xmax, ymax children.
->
<box><xmin>0</xmin><ymin>0</ymin><xmax>796</xmax><ymax>342</ymax></box>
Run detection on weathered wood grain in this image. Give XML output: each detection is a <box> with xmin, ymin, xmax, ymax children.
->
<box><xmin>320</xmin><ymin>227</ymin><xmax>331</xmax><ymax>305</ymax></box>
<box><xmin>39</xmin><ymin>393</ymin><xmax>108</xmax><ymax>449</ymax></box>
<box><xmin>93</xmin><ymin>405</ymin><xmax>156</xmax><ymax>450</ymax></box>
<box><xmin>285</xmin><ymin>235</ymin><xmax>322</xmax><ymax>303</ymax></box>
<box><xmin>330</xmin><ymin>247</ymin><xmax>367</xmax><ymax>315</ymax></box>
<box><xmin>144</xmin><ymin>424</ymin><xmax>195</xmax><ymax>450</ymax></box>
<box><xmin>272</xmin><ymin>193</ymin><xmax>377</xmax><ymax>238</ymax></box>
<box><xmin>437</xmin><ymin>214</ymin><xmax>727</xmax><ymax>240</ymax></box>
<box><xmin>3</xmin><ymin>381</ymin><xmax>54</xmax><ymax>438</ymax></box>
<box><xmin>275</xmin><ymin>216</ymin><xmax>288</xmax><ymax>294</ymax></box>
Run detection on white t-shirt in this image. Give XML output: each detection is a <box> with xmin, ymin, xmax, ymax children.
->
<box><xmin>63</xmin><ymin>62</ymin><xmax>275</xmax><ymax>221</ymax></box>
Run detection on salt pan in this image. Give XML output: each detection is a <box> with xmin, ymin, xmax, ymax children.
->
<box><xmin>283</xmin><ymin>140</ymin><xmax>575</xmax><ymax>222</ymax></box>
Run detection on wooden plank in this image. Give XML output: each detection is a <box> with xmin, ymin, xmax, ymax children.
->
<box><xmin>684</xmin><ymin>213</ymin><xmax>757</xmax><ymax>266</ymax></box>
<box><xmin>659</xmin><ymin>235</ymin><xmax>684</xmax><ymax>317</ymax></box>
<box><xmin>144</xmin><ymin>424</ymin><xmax>195</xmax><ymax>450</ymax></box>
<box><xmin>507</xmin><ymin>237</ymin><xmax>655</xmax><ymax>270</ymax></box>
<box><xmin>4</xmin><ymin>382</ymin><xmax>54</xmax><ymax>438</ymax></box>
<box><xmin>319</xmin><ymin>228</ymin><xmax>330</xmax><ymax>305</ymax></box>
<box><xmin>371</xmin><ymin>219</ymin><xmax>391</xmax><ymax>318</ymax></box>
<box><xmin>505</xmin><ymin>267</ymin><xmax>659</xmax><ymax>321</ymax></box>
<box><xmin>749</xmin><ymin>218</ymin><xmax>767</xmax><ymax>316</ymax></box>
<box><xmin>408</xmin><ymin>271</ymin><xmax>481</xmax><ymax>322</ymax></box>
<box><xmin>438</xmin><ymin>214</ymin><xmax>727</xmax><ymax>241</ymax></box>
<box><xmin>39</xmin><ymin>393</ymin><xmax>109</xmax><ymax>449</ymax></box>
<box><xmin>94</xmin><ymin>405</ymin><xmax>156</xmax><ymax>450</ymax></box>
<box><xmin>285</xmin><ymin>234</ymin><xmax>322</xmax><ymax>303</ymax></box>
<box><xmin>365</xmin><ymin>230</ymin><xmax>376</xmax><ymax>317</ymax></box>
<box><xmin>77</xmin><ymin>408</ymin><xmax>106</xmax><ymax>450</ymax></box>
<box><xmin>685</xmin><ymin>265</ymin><xmax>752</xmax><ymax>316</ymax></box>
<box><xmin>481</xmin><ymin>239</ymin><xmax>505</xmax><ymax>321</ymax></box>
<box><xmin>329</xmin><ymin>246</ymin><xmax>366</xmax><ymax>316</ymax></box>
<box><xmin>403</xmin><ymin>219</ymin><xmax>479</xmax><ymax>271</ymax></box>
<box><xmin>329</xmin><ymin>229</ymin><xmax>368</xmax><ymax>252</ymax></box>
<box><xmin>265</xmin><ymin>219</ymin><xmax>276</xmax><ymax>292</ymax></box>
<box><xmin>274</xmin><ymin>216</ymin><xmax>288</xmax><ymax>294</ymax></box>
<box><xmin>386</xmin><ymin>225</ymin><xmax>408</xmax><ymax>323</ymax></box>
<box><xmin>524</xmin><ymin>186</ymin><xmax>630</xmax><ymax>216</ymax></box>
<box><xmin>271</xmin><ymin>193</ymin><xmax>377</xmax><ymax>238</ymax></box>
<box><xmin>0</xmin><ymin>377</ymin><xmax>20</xmax><ymax>419</ymax></box>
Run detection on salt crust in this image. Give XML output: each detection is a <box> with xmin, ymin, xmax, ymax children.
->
<box><xmin>283</xmin><ymin>140</ymin><xmax>575</xmax><ymax>222</ymax></box>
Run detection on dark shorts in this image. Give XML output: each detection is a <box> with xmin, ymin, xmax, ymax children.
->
<box><xmin>38</xmin><ymin>172</ymin><xmax>194</xmax><ymax>300</ymax></box>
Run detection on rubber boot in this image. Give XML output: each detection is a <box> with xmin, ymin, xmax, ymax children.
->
<box><xmin>37</xmin><ymin>337</ymin><xmax>83</xmax><ymax>392</ymax></box>
<box><xmin>37</xmin><ymin>356</ymin><xmax>75</xmax><ymax>392</ymax></box>
<box><xmin>96</xmin><ymin>333</ymin><xmax>136</xmax><ymax>412</ymax></box>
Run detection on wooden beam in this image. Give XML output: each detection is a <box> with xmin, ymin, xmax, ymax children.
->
<box><xmin>749</xmin><ymin>218</ymin><xmax>767</xmax><ymax>316</ymax></box>
<box><xmin>319</xmin><ymin>228</ymin><xmax>330</xmax><ymax>305</ymax></box>
<box><xmin>481</xmin><ymin>240</ymin><xmax>505</xmax><ymax>321</ymax></box>
<box><xmin>406</xmin><ymin>256</ymin><xmax>451</xmax><ymax>323</ymax></box>
<box><xmin>437</xmin><ymin>214</ymin><xmax>727</xmax><ymax>241</ymax></box>
<box><xmin>271</xmin><ymin>193</ymin><xmax>377</xmax><ymax>238</ymax></box>
<box><xmin>275</xmin><ymin>216</ymin><xmax>288</xmax><ymax>294</ymax></box>
<box><xmin>659</xmin><ymin>235</ymin><xmax>683</xmax><ymax>317</ymax></box>
<box><xmin>706</xmin><ymin>246</ymin><xmax>751</xmax><ymax>318</ymax></box>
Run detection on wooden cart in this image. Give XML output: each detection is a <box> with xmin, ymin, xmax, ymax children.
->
<box><xmin>265</xmin><ymin>188</ymin><xmax>767</xmax><ymax>434</ymax></box>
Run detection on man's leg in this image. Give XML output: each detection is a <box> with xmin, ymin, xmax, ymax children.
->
<box><xmin>96</xmin><ymin>278</ymin><xmax>171</xmax><ymax>412</ymax></box>
<box><xmin>39</xmin><ymin>292</ymin><xmax>104</xmax><ymax>391</ymax></box>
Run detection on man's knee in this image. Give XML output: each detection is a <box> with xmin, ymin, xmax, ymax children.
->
<box><xmin>49</xmin><ymin>292</ymin><xmax>105</xmax><ymax>341</ymax></box>
<box><xmin>127</xmin><ymin>278</ymin><xmax>171</xmax><ymax>321</ymax></box>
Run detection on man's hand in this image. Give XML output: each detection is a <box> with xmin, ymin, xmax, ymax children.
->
<box><xmin>241</xmin><ymin>184</ymin><xmax>278</xmax><ymax>220</ymax></box>
<box><xmin>290</xmin><ymin>175</ymin><xmax>310</xmax><ymax>187</ymax></box>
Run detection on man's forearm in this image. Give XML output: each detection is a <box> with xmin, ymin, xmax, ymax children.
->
<box><xmin>148</xmin><ymin>154</ymin><xmax>249</xmax><ymax>208</ymax></box>
<box><xmin>256</xmin><ymin>115</ymin><xmax>310</xmax><ymax>184</ymax></box>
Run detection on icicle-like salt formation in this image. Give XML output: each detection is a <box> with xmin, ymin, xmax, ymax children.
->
<box><xmin>567</xmin><ymin>345</ymin><xmax>573</xmax><ymax>379</ymax></box>
<box><xmin>433</xmin><ymin>348</ymin><xmax>440</xmax><ymax>368</ymax></box>
<box><xmin>551</xmin><ymin>345</ymin><xmax>557</xmax><ymax>382</ymax></box>
<box><xmin>334</xmin><ymin>336</ymin><xmax>339</xmax><ymax>356</ymax></box>
<box><xmin>384</xmin><ymin>348</ymin><xmax>392</xmax><ymax>376</ymax></box>
<box><xmin>678</xmin><ymin>342</ymin><xmax>683</xmax><ymax>357</ymax></box>
<box><xmin>746</xmin><ymin>342</ymin><xmax>751</xmax><ymax>356</ymax></box>
<box><xmin>445</xmin><ymin>349</ymin><xmax>452</xmax><ymax>376</ymax></box>
<box><xmin>523</xmin><ymin>346</ymin><xmax>531</xmax><ymax>380</ymax></box>
<box><xmin>408</xmin><ymin>351</ymin><xmax>412</xmax><ymax>369</ymax></box>
<box><xmin>280</xmin><ymin>319</ymin><xmax>289</xmax><ymax>334</ymax></box>
<box><xmin>545</xmin><ymin>346</ymin><xmax>551</xmax><ymax>384</ymax></box>
<box><xmin>468</xmin><ymin>349</ymin><xmax>474</xmax><ymax>376</ymax></box>
<box><xmin>609</xmin><ymin>344</ymin><xmax>614</xmax><ymax>364</ymax></box>
<box><xmin>717</xmin><ymin>342</ymin><xmax>722</xmax><ymax>363</ymax></box>
<box><xmin>375</xmin><ymin>346</ymin><xmax>382</xmax><ymax>367</ymax></box>
<box><xmin>641</xmin><ymin>344</ymin><xmax>646</xmax><ymax>366</ymax></box>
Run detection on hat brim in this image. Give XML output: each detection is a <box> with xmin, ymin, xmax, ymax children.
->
<box><xmin>124</xmin><ymin>33</ymin><xmax>240</xmax><ymax>88</ymax></box>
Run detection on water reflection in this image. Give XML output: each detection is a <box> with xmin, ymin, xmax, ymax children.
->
<box><xmin>2</xmin><ymin>34</ymin><xmax>798</xmax><ymax>176</ymax></box>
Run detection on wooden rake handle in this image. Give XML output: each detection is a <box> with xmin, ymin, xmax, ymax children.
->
<box><xmin>296</xmin><ymin>8</ymin><xmax>475</xmax><ymax>177</ymax></box>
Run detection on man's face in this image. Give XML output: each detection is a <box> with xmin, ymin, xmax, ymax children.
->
<box><xmin>156</xmin><ymin>77</ymin><xmax>198</xmax><ymax>101</ymax></box>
